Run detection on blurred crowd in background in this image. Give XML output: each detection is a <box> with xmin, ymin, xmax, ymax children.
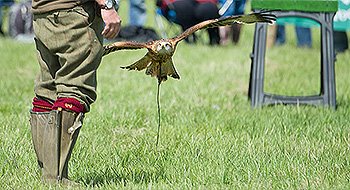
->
<box><xmin>0</xmin><ymin>0</ymin><xmax>348</xmax><ymax>52</ymax></box>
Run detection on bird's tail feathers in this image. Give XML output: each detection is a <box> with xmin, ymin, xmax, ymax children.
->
<box><xmin>146</xmin><ymin>59</ymin><xmax>180</xmax><ymax>82</ymax></box>
<box><xmin>164</xmin><ymin>59</ymin><xmax>180</xmax><ymax>80</ymax></box>
<box><xmin>145</xmin><ymin>62</ymin><xmax>157</xmax><ymax>78</ymax></box>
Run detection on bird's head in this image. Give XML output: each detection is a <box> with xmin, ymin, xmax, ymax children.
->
<box><xmin>156</xmin><ymin>41</ymin><xmax>173</xmax><ymax>54</ymax></box>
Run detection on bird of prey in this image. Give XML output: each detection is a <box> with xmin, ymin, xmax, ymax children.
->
<box><xmin>103</xmin><ymin>11</ymin><xmax>276</xmax><ymax>82</ymax></box>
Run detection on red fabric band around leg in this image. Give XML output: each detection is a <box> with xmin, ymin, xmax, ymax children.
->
<box><xmin>32</xmin><ymin>97</ymin><xmax>53</xmax><ymax>112</ymax></box>
<box><xmin>52</xmin><ymin>98</ymin><xmax>86</xmax><ymax>113</ymax></box>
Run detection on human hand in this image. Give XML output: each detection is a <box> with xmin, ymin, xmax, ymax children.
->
<box><xmin>101</xmin><ymin>9</ymin><xmax>121</xmax><ymax>40</ymax></box>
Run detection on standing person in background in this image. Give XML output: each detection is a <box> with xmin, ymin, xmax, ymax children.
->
<box><xmin>275</xmin><ymin>25</ymin><xmax>312</xmax><ymax>48</ymax></box>
<box><xmin>157</xmin><ymin>0</ymin><xmax>221</xmax><ymax>45</ymax></box>
<box><xmin>129</xmin><ymin>0</ymin><xmax>147</xmax><ymax>26</ymax></box>
<box><xmin>333</xmin><ymin>31</ymin><xmax>348</xmax><ymax>53</ymax></box>
<box><xmin>30</xmin><ymin>0</ymin><xmax>121</xmax><ymax>186</ymax></box>
<box><xmin>218</xmin><ymin>0</ymin><xmax>246</xmax><ymax>45</ymax></box>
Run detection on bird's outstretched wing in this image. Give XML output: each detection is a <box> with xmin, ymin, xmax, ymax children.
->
<box><xmin>172</xmin><ymin>11</ymin><xmax>276</xmax><ymax>44</ymax></box>
<box><xmin>103</xmin><ymin>41</ymin><xmax>153</xmax><ymax>56</ymax></box>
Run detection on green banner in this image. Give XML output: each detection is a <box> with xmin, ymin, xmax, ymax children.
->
<box><xmin>273</xmin><ymin>1</ymin><xmax>349</xmax><ymax>31</ymax></box>
<box><xmin>334</xmin><ymin>0</ymin><xmax>350</xmax><ymax>31</ymax></box>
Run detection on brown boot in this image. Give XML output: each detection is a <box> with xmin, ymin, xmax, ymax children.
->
<box><xmin>30</xmin><ymin>111</ymin><xmax>51</xmax><ymax>170</ymax></box>
<box><xmin>42</xmin><ymin>108</ymin><xmax>84</xmax><ymax>186</ymax></box>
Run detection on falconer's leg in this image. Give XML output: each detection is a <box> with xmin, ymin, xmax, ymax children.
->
<box><xmin>31</xmin><ymin>1</ymin><xmax>103</xmax><ymax>186</ymax></box>
<box><xmin>30</xmin><ymin>21</ymin><xmax>58</xmax><ymax>180</ymax></box>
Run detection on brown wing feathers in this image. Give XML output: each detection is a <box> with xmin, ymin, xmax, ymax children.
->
<box><xmin>173</xmin><ymin>11</ymin><xmax>276</xmax><ymax>43</ymax></box>
<box><xmin>172</xmin><ymin>19</ymin><xmax>217</xmax><ymax>43</ymax></box>
<box><xmin>208</xmin><ymin>11</ymin><xmax>276</xmax><ymax>27</ymax></box>
<box><xmin>102</xmin><ymin>41</ymin><xmax>151</xmax><ymax>56</ymax></box>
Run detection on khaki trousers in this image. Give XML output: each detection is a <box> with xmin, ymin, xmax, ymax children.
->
<box><xmin>33</xmin><ymin>2</ymin><xmax>104</xmax><ymax>112</ymax></box>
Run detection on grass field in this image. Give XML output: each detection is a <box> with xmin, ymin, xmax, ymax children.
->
<box><xmin>1</xmin><ymin>2</ymin><xmax>350</xmax><ymax>189</ymax></box>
